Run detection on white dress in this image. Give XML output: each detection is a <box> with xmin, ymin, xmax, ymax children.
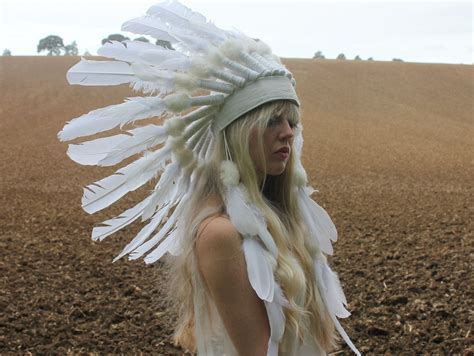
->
<box><xmin>191</xmin><ymin>250</ymin><xmax>327</xmax><ymax>356</ymax></box>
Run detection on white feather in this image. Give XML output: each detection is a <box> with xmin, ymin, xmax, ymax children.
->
<box><xmin>113</xmin><ymin>202</ymin><xmax>173</xmax><ymax>262</ymax></box>
<box><xmin>144</xmin><ymin>228</ymin><xmax>177</xmax><ymax>263</ymax></box>
<box><xmin>66</xmin><ymin>134</ymin><xmax>130</xmax><ymax>166</ymax></box>
<box><xmin>321</xmin><ymin>262</ymin><xmax>350</xmax><ymax>317</ymax></box>
<box><xmin>297</xmin><ymin>187</ymin><xmax>336</xmax><ymax>255</ymax></box>
<box><xmin>66</xmin><ymin>124</ymin><xmax>166</xmax><ymax>167</ymax></box>
<box><xmin>225</xmin><ymin>184</ymin><xmax>278</xmax><ymax>257</ymax></box>
<box><xmin>81</xmin><ymin>145</ymin><xmax>171</xmax><ymax>214</ymax></box>
<box><xmin>142</xmin><ymin>162</ymin><xmax>182</xmax><ymax>221</ymax></box>
<box><xmin>98</xmin><ymin>40</ymin><xmax>166</xmax><ymax>64</ymax></box>
<box><xmin>58</xmin><ymin>96</ymin><xmax>167</xmax><ymax>142</ymax></box>
<box><xmin>91</xmin><ymin>195</ymin><xmax>152</xmax><ymax>242</ymax></box>
<box><xmin>147</xmin><ymin>1</ymin><xmax>207</xmax><ymax>23</ymax></box>
<box><xmin>301</xmin><ymin>187</ymin><xmax>337</xmax><ymax>242</ymax></box>
<box><xmin>147</xmin><ymin>2</ymin><xmax>228</xmax><ymax>45</ymax></box>
<box><xmin>314</xmin><ymin>259</ymin><xmax>361</xmax><ymax>356</ymax></box>
<box><xmin>121</xmin><ymin>16</ymin><xmax>178</xmax><ymax>43</ymax></box>
<box><xmin>97</xmin><ymin>41</ymin><xmax>143</xmax><ymax>63</ymax></box>
<box><xmin>66</xmin><ymin>58</ymin><xmax>133</xmax><ymax>86</ymax></box>
<box><xmin>242</xmin><ymin>237</ymin><xmax>274</xmax><ymax>302</ymax></box>
<box><xmin>99</xmin><ymin>124</ymin><xmax>168</xmax><ymax>166</ymax></box>
<box><xmin>129</xmin><ymin>193</ymin><xmax>188</xmax><ymax>260</ymax></box>
<box><xmin>264</xmin><ymin>283</ymin><xmax>288</xmax><ymax>356</ymax></box>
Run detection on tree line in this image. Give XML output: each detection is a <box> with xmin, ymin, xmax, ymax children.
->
<box><xmin>2</xmin><ymin>36</ymin><xmax>403</xmax><ymax>62</ymax></box>
<box><xmin>313</xmin><ymin>50</ymin><xmax>403</xmax><ymax>62</ymax></box>
<box><xmin>2</xmin><ymin>34</ymin><xmax>174</xmax><ymax>57</ymax></box>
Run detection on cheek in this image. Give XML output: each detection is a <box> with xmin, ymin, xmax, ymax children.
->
<box><xmin>248</xmin><ymin>128</ymin><xmax>260</xmax><ymax>163</ymax></box>
<box><xmin>263</xmin><ymin>131</ymin><xmax>275</xmax><ymax>157</ymax></box>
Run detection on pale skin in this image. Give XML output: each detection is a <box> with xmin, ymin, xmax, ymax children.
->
<box><xmin>195</xmin><ymin>116</ymin><xmax>295</xmax><ymax>355</ymax></box>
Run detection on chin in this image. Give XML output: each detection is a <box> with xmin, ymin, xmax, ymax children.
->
<box><xmin>267</xmin><ymin>163</ymin><xmax>287</xmax><ymax>176</ymax></box>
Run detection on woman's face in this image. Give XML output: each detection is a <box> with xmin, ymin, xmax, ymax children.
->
<box><xmin>249</xmin><ymin>114</ymin><xmax>296</xmax><ymax>177</ymax></box>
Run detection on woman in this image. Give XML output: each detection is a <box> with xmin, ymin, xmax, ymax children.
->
<box><xmin>59</xmin><ymin>2</ymin><xmax>360</xmax><ymax>355</ymax></box>
<box><xmin>168</xmin><ymin>100</ymin><xmax>336</xmax><ymax>355</ymax></box>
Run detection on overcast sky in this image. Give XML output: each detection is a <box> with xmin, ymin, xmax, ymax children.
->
<box><xmin>1</xmin><ymin>0</ymin><xmax>472</xmax><ymax>64</ymax></box>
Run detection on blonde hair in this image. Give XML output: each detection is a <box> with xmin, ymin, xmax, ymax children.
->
<box><xmin>165</xmin><ymin>100</ymin><xmax>338</xmax><ymax>353</ymax></box>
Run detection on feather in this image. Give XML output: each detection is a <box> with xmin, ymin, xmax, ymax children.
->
<box><xmin>166</xmin><ymin>224</ymin><xmax>184</xmax><ymax>256</ymax></box>
<box><xmin>98</xmin><ymin>40</ymin><xmax>173</xmax><ymax>65</ymax></box>
<box><xmin>98</xmin><ymin>124</ymin><xmax>168</xmax><ymax>166</ymax></box>
<box><xmin>66</xmin><ymin>134</ymin><xmax>130</xmax><ymax>166</ymax></box>
<box><xmin>143</xmin><ymin>228</ymin><xmax>177</xmax><ymax>263</ymax></box>
<box><xmin>314</xmin><ymin>259</ymin><xmax>361</xmax><ymax>356</ymax></box>
<box><xmin>66</xmin><ymin>124</ymin><xmax>166</xmax><ymax>167</ymax></box>
<box><xmin>97</xmin><ymin>40</ymin><xmax>143</xmax><ymax>63</ymax></box>
<box><xmin>301</xmin><ymin>186</ymin><xmax>337</xmax><ymax>242</ymax></box>
<box><xmin>264</xmin><ymin>283</ymin><xmax>288</xmax><ymax>356</ymax></box>
<box><xmin>113</xmin><ymin>202</ymin><xmax>173</xmax><ymax>262</ymax></box>
<box><xmin>81</xmin><ymin>145</ymin><xmax>171</xmax><ymax>214</ymax></box>
<box><xmin>297</xmin><ymin>188</ymin><xmax>336</xmax><ymax>255</ymax></box>
<box><xmin>91</xmin><ymin>195</ymin><xmax>152</xmax><ymax>242</ymax></box>
<box><xmin>66</xmin><ymin>58</ymin><xmax>133</xmax><ymax>86</ymax></box>
<box><xmin>147</xmin><ymin>2</ymin><xmax>227</xmax><ymax>45</ymax></box>
<box><xmin>121</xmin><ymin>16</ymin><xmax>178</xmax><ymax>43</ymax></box>
<box><xmin>129</xmin><ymin>193</ymin><xmax>188</xmax><ymax>260</ymax></box>
<box><xmin>321</xmin><ymin>262</ymin><xmax>350</xmax><ymax>317</ymax></box>
<box><xmin>58</xmin><ymin>96</ymin><xmax>167</xmax><ymax>142</ymax></box>
<box><xmin>147</xmin><ymin>1</ymin><xmax>207</xmax><ymax>23</ymax></box>
<box><xmin>225</xmin><ymin>184</ymin><xmax>278</xmax><ymax>257</ymax></box>
<box><xmin>242</xmin><ymin>237</ymin><xmax>274</xmax><ymax>302</ymax></box>
<box><xmin>142</xmin><ymin>162</ymin><xmax>182</xmax><ymax>221</ymax></box>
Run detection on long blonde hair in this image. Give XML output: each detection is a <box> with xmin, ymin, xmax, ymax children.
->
<box><xmin>165</xmin><ymin>100</ymin><xmax>338</xmax><ymax>352</ymax></box>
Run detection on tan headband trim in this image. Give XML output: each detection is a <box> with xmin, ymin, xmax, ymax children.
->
<box><xmin>214</xmin><ymin>75</ymin><xmax>300</xmax><ymax>131</ymax></box>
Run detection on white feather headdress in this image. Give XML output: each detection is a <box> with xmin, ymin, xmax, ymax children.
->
<box><xmin>58</xmin><ymin>1</ymin><xmax>359</xmax><ymax>355</ymax></box>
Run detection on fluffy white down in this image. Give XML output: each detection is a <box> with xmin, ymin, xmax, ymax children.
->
<box><xmin>164</xmin><ymin>93</ymin><xmax>190</xmax><ymax>112</ymax></box>
<box><xmin>220</xmin><ymin>160</ymin><xmax>240</xmax><ymax>187</ymax></box>
<box><xmin>164</xmin><ymin>117</ymin><xmax>186</xmax><ymax>136</ymax></box>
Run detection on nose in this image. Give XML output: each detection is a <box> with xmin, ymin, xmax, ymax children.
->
<box><xmin>278</xmin><ymin>119</ymin><xmax>294</xmax><ymax>141</ymax></box>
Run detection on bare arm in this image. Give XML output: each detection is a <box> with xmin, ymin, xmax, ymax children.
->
<box><xmin>195</xmin><ymin>216</ymin><xmax>270</xmax><ymax>356</ymax></box>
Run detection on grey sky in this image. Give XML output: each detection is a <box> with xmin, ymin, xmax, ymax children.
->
<box><xmin>1</xmin><ymin>0</ymin><xmax>472</xmax><ymax>64</ymax></box>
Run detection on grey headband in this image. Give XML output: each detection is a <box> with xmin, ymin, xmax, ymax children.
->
<box><xmin>214</xmin><ymin>75</ymin><xmax>300</xmax><ymax>132</ymax></box>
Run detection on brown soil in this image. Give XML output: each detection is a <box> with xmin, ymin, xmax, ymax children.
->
<box><xmin>0</xmin><ymin>56</ymin><xmax>472</xmax><ymax>354</ymax></box>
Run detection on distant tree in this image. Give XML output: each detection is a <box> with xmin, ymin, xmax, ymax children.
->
<box><xmin>156</xmin><ymin>39</ymin><xmax>174</xmax><ymax>50</ymax></box>
<box><xmin>84</xmin><ymin>49</ymin><xmax>91</xmax><ymax>56</ymax></box>
<box><xmin>336</xmin><ymin>53</ymin><xmax>346</xmax><ymax>60</ymax></box>
<box><xmin>64</xmin><ymin>41</ymin><xmax>79</xmax><ymax>56</ymax></box>
<box><xmin>102</xmin><ymin>34</ymin><xmax>130</xmax><ymax>45</ymax></box>
<box><xmin>3</xmin><ymin>49</ymin><xmax>11</xmax><ymax>56</ymax></box>
<box><xmin>37</xmin><ymin>35</ymin><xmax>64</xmax><ymax>56</ymax></box>
<box><xmin>367</xmin><ymin>57</ymin><xmax>374</xmax><ymax>61</ymax></box>
<box><xmin>134</xmin><ymin>36</ymin><xmax>150</xmax><ymax>43</ymax></box>
<box><xmin>354</xmin><ymin>55</ymin><xmax>362</xmax><ymax>61</ymax></box>
<box><xmin>313</xmin><ymin>50</ymin><xmax>325</xmax><ymax>59</ymax></box>
<box><xmin>392</xmin><ymin>58</ymin><xmax>404</xmax><ymax>62</ymax></box>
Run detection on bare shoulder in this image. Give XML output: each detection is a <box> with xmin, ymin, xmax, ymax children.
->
<box><xmin>195</xmin><ymin>215</ymin><xmax>243</xmax><ymax>261</ymax></box>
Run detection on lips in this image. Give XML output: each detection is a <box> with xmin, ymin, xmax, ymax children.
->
<box><xmin>274</xmin><ymin>146</ymin><xmax>290</xmax><ymax>160</ymax></box>
<box><xmin>275</xmin><ymin>146</ymin><xmax>289</xmax><ymax>154</ymax></box>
